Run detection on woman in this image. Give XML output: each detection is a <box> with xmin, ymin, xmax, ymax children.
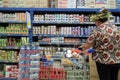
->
<box><xmin>82</xmin><ymin>9</ymin><xmax>120</xmax><ymax>80</ymax></box>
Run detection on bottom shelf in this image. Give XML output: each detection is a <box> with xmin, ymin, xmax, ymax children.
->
<box><xmin>0</xmin><ymin>78</ymin><xmax>17</xmax><ymax>80</ymax></box>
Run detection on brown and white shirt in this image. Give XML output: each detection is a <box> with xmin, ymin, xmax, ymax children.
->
<box><xmin>87</xmin><ymin>22</ymin><xmax>120</xmax><ymax>64</ymax></box>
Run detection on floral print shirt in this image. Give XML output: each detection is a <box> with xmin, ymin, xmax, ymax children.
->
<box><xmin>87</xmin><ymin>22</ymin><xmax>120</xmax><ymax>64</ymax></box>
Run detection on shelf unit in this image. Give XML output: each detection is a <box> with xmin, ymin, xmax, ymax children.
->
<box><xmin>0</xmin><ymin>8</ymin><xmax>120</xmax><ymax>80</ymax></box>
<box><xmin>0</xmin><ymin>8</ymin><xmax>29</xmax><ymax>79</ymax></box>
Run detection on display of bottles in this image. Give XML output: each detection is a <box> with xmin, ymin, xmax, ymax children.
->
<box><xmin>0</xmin><ymin>37</ymin><xmax>29</xmax><ymax>47</ymax></box>
<box><xmin>0</xmin><ymin>24</ymin><xmax>28</xmax><ymax>34</ymax></box>
<box><xmin>33</xmin><ymin>25</ymin><xmax>96</xmax><ymax>35</ymax></box>
<box><xmin>34</xmin><ymin>14</ymin><xmax>120</xmax><ymax>23</ymax></box>
<box><xmin>0</xmin><ymin>50</ymin><xmax>18</xmax><ymax>62</ymax></box>
<box><xmin>34</xmin><ymin>14</ymin><xmax>91</xmax><ymax>22</ymax></box>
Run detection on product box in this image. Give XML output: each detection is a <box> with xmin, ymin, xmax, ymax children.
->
<box><xmin>58</xmin><ymin>0</ymin><xmax>67</xmax><ymax>8</ymax></box>
<box><xmin>67</xmin><ymin>0</ymin><xmax>76</xmax><ymax>8</ymax></box>
<box><xmin>37</xmin><ymin>0</ymin><xmax>49</xmax><ymax>8</ymax></box>
<box><xmin>25</xmin><ymin>0</ymin><xmax>38</xmax><ymax>7</ymax></box>
<box><xmin>5</xmin><ymin>65</ymin><xmax>18</xmax><ymax>78</ymax></box>
<box><xmin>2</xmin><ymin>2</ymin><xmax>10</xmax><ymax>7</ymax></box>
<box><xmin>50</xmin><ymin>0</ymin><xmax>58</xmax><ymax>8</ymax></box>
<box><xmin>85</xmin><ymin>0</ymin><xmax>95</xmax><ymax>8</ymax></box>
<box><xmin>77</xmin><ymin>0</ymin><xmax>86</xmax><ymax>8</ymax></box>
<box><xmin>94</xmin><ymin>0</ymin><xmax>107</xmax><ymax>8</ymax></box>
<box><xmin>107</xmin><ymin>0</ymin><xmax>116</xmax><ymax>8</ymax></box>
<box><xmin>94</xmin><ymin>0</ymin><xmax>116</xmax><ymax>8</ymax></box>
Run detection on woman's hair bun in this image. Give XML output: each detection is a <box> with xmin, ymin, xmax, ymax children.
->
<box><xmin>100</xmin><ymin>8</ymin><xmax>109</xmax><ymax>14</ymax></box>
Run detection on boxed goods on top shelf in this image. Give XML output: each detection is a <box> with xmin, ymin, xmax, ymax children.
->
<box><xmin>0</xmin><ymin>12</ymin><xmax>26</xmax><ymax>22</ymax></box>
<box><xmin>1</xmin><ymin>0</ymin><xmax>117</xmax><ymax>8</ymax></box>
<box><xmin>2</xmin><ymin>0</ymin><xmax>49</xmax><ymax>8</ymax></box>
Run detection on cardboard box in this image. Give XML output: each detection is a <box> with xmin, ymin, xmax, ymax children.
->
<box><xmin>49</xmin><ymin>0</ymin><xmax>58</xmax><ymax>8</ymax></box>
<box><xmin>5</xmin><ymin>65</ymin><xmax>18</xmax><ymax>78</ymax></box>
<box><xmin>37</xmin><ymin>0</ymin><xmax>49</xmax><ymax>8</ymax></box>
<box><xmin>58</xmin><ymin>0</ymin><xmax>67</xmax><ymax>8</ymax></box>
<box><xmin>2</xmin><ymin>0</ymin><xmax>9</xmax><ymax>3</ymax></box>
<box><xmin>107</xmin><ymin>0</ymin><xmax>116</xmax><ymax>8</ymax></box>
<box><xmin>2</xmin><ymin>3</ymin><xmax>10</xmax><ymax>7</ymax></box>
<box><xmin>67</xmin><ymin>0</ymin><xmax>76</xmax><ymax>8</ymax></box>
<box><xmin>85</xmin><ymin>0</ymin><xmax>95</xmax><ymax>8</ymax></box>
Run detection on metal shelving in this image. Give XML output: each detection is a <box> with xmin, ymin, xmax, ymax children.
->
<box><xmin>0</xmin><ymin>78</ymin><xmax>17</xmax><ymax>80</ymax></box>
<box><xmin>0</xmin><ymin>34</ymin><xmax>28</xmax><ymax>36</ymax></box>
<box><xmin>0</xmin><ymin>21</ymin><xmax>27</xmax><ymax>24</ymax></box>
<box><xmin>34</xmin><ymin>34</ymin><xmax>89</xmax><ymax>37</ymax></box>
<box><xmin>39</xmin><ymin>42</ymin><xmax>82</xmax><ymax>46</ymax></box>
<box><xmin>0</xmin><ymin>46</ymin><xmax>19</xmax><ymax>50</ymax></box>
<box><xmin>33</xmin><ymin>21</ymin><xmax>95</xmax><ymax>25</ymax></box>
<box><xmin>0</xmin><ymin>60</ymin><xmax>18</xmax><ymax>64</ymax></box>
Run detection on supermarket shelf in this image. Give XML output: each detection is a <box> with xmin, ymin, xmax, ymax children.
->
<box><xmin>32</xmin><ymin>8</ymin><xmax>120</xmax><ymax>12</ymax></box>
<box><xmin>0</xmin><ymin>46</ymin><xmax>20</xmax><ymax>50</ymax></box>
<box><xmin>33</xmin><ymin>21</ymin><xmax>95</xmax><ymax>25</ymax></box>
<box><xmin>33</xmin><ymin>21</ymin><xmax>120</xmax><ymax>25</ymax></box>
<box><xmin>34</xmin><ymin>34</ymin><xmax>89</xmax><ymax>37</ymax></box>
<box><xmin>0</xmin><ymin>60</ymin><xmax>18</xmax><ymax>64</ymax></box>
<box><xmin>32</xmin><ymin>8</ymin><xmax>100</xmax><ymax>12</ymax></box>
<box><xmin>0</xmin><ymin>8</ymin><xmax>119</xmax><ymax>12</ymax></box>
<box><xmin>0</xmin><ymin>34</ymin><xmax>28</xmax><ymax>36</ymax></box>
<box><xmin>0</xmin><ymin>21</ymin><xmax>27</xmax><ymax>24</ymax></box>
<box><xmin>0</xmin><ymin>7</ymin><xmax>30</xmax><ymax>11</ymax></box>
<box><xmin>39</xmin><ymin>42</ymin><xmax>81</xmax><ymax>46</ymax></box>
<box><xmin>0</xmin><ymin>78</ymin><xmax>17</xmax><ymax>80</ymax></box>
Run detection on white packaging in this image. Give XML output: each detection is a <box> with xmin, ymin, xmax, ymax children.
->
<box><xmin>67</xmin><ymin>0</ymin><xmax>76</xmax><ymax>8</ymax></box>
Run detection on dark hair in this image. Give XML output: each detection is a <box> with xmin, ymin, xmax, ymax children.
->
<box><xmin>97</xmin><ymin>17</ymin><xmax>108</xmax><ymax>23</ymax></box>
<box><xmin>97</xmin><ymin>9</ymin><xmax>109</xmax><ymax>23</ymax></box>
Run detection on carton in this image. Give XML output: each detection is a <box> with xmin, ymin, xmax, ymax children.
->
<box><xmin>58</xmin><ymin>0</ymin><xmax>67</xmax><ymax>8</ymax></box>
<box><xmin>67</xmin><ymin>0</ymin><xmax>76</xmax><ymax>8</ymax></box>
<box><xmin>37</xmin><ymin>0</ymin><xmax>49</xmax><ymax>8</ymax></box>
<box><xmin>49</xmin><ymin>0</ymin><xmax>58</xmax><ymax>8</ymax></box>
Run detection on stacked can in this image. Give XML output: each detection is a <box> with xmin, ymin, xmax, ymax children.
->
<box><xmin>18</xmin><ymin>44</ymin><xmax>41</xmax><ymax>80</ymax></box>
<box><xmin>39</xmin><ymin>58</ymin><xmax>66</xmax><ymax>80</ymax></box>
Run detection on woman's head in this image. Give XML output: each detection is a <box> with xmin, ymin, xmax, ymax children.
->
<box><xmin>91</xmin><ymin>8</ymin><xmax>110</xmax><ymax>24</ymax></box>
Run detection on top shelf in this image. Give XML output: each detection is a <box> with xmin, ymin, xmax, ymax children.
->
<box><xmin>0</xmin><ymin>8</ymin><xmax>119</xmax><ymax>12</ymax></box>
<box><xmin>32</xmin><ymin>8</ymin><xmax>120</xmax><ymax>12</ymax></box>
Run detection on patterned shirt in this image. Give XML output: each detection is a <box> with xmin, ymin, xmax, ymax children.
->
<box><xmin>87</xmin><ymin>22</ymin><xmax>120</xmax><ymax>64</ymax></box>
